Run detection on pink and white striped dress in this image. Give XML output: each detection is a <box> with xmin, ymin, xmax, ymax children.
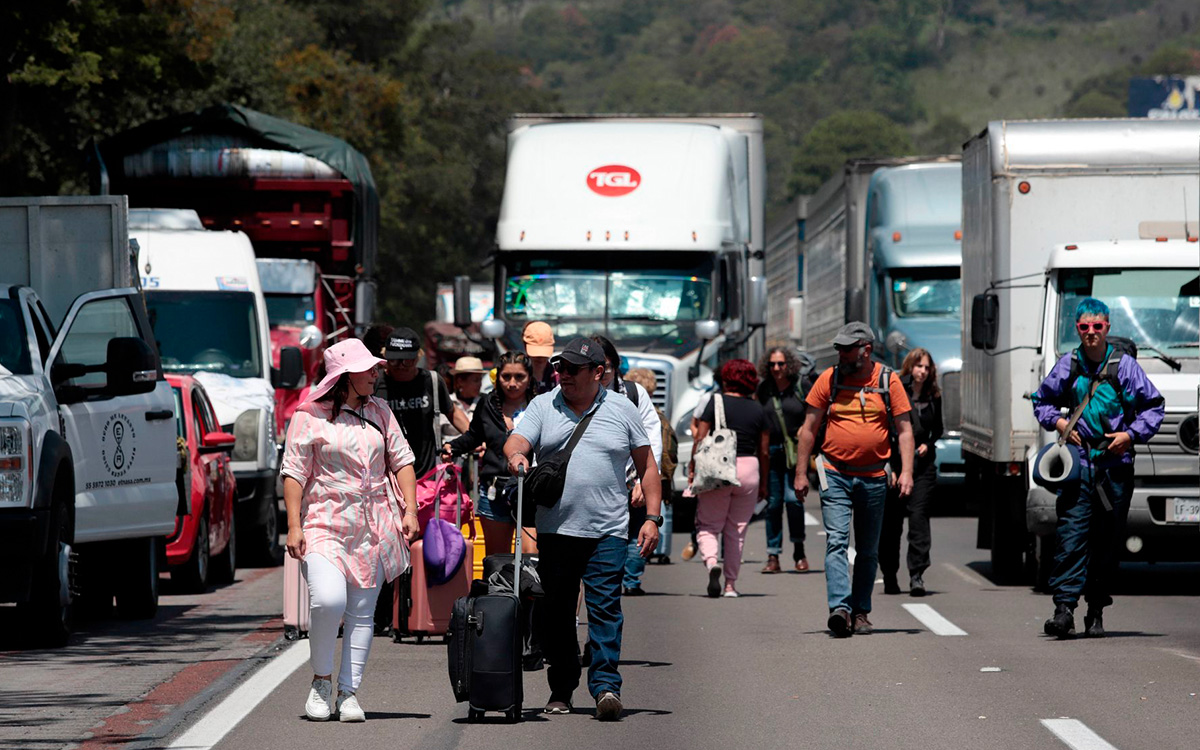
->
<box><xmin>281</xmin><ymin>396</ymin><xmax>415</xmax><ymax>587</ymax></box>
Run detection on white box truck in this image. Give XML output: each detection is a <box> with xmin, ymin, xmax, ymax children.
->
<box><xmin>0</xmin><ymin>196</ymin><xmax>179</xmax><ymax>646</ymax></box>
<box><xmin>962</xmin><ymin>119</ymin><xmax>1200</xmax><ymax>584</ymax></box>
<box><xmin>486</xmin><ymin>114</ymin><xmax>768</xmax><ymax>494</ymax></box>
<box><xmin>131</xmin><ymin>209</ymin><xmax>301</xmax><ymax>566</ymax></box>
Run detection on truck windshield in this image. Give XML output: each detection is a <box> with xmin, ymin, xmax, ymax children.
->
<box><xmin>1055</xmin><ymin>269</ymin><xmax>1200</xmax><ymax>356</ymax></box>
<box><xmin>505</xmin><ymin>270</ymin><xmax>712</xmax><ymax>343</ymax></box>
<box><xmin>0</xmin><ymin>299</ymin><xmax>32</xmax><ymax>376</ymax></box>
<box><xmin>145</xmin><ymin>291</ymin><xmax>264</xmax><ymax>378</ymax></box>
<box><xmin>891</xmin><ymin>267</ymin><xmax>961</xmax><ymax>317</ymax></box>
<box><xmin>265</xmin><ymin>294</ymin><xmax>317</xmax><ymax>328</ymax></box>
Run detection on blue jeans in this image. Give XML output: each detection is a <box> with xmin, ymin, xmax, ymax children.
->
<box><xmin>820</xmin><ymin>470</ymin><xmax>888</xmax><ymax>614</ymax></box>
<box><xmin>623</xmin><ymin>503</ymin><xmax>647</xmax><ymax>589</ymax></box>
<box><xmin>537</xmin><ymin>533</ymin><xmax>626</xmax><ymax>700</ymax></box>
<box><xmin>766</xmin><ymin>446</ymin><xmax>806</xmax><ymax>556</ymax></box>
<box><xmin>1050</xmin><ymin>464</ymin><xmax>1133</xmax><ymax>610</ymax></box>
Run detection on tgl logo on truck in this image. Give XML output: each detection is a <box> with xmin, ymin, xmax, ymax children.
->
<box><xmin>587</xmin><ymin>165</ymin><xmax>641</xmax><ymax>197</ymax></box>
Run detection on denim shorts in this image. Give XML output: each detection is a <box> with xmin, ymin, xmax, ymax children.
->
<box><xmin>476</xmin><ymin>477</ymin><xmax>518</xmax><ymax>523</ymax></box>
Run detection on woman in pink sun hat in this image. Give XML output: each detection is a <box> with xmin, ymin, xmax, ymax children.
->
<box><xmin>281</xmin><ymin>338</ymin><xmax>420</xmax><ymax>722</ymax></box>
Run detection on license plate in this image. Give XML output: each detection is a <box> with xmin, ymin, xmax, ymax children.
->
<box><xmin>1170</xmin><ymin>498</ymin><xmax>1200</xmax><ymax>523</ymax></box>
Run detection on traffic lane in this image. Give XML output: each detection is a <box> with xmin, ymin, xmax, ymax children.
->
<box><xmin>212</xmin><ymin>516</ymin><xmax>1200</xmax><ymax>750</ymax></box>
<box><xmin>0</xmin><ymin>566</ymin><xmax>283</xmax><ymax>750</ymax></box>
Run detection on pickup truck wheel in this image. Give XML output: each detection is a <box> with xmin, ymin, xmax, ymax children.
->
<box><xmin>19</xmin><ymin>503</ymin><xmax>74</xmax><ymax>648</ymax></box>
<box><xmin>210</xmin><ymin>513</ymin><xmax>237</xmax><ymax>585</ymax></box>
<box><xmin>172</xmin><ymin>513</ymin><xmax>210</xmax><ymax>594</ymax></box>
<box><xmin>115</xmin><ymin>537</ymin><xmax>160</xmax><ymax>619</ymax></box>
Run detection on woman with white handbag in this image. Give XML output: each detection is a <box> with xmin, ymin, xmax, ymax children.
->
<box><xmin>688</xmin><ymin>360</ymin><xmax>769</xmax><ymax>598</ymax></box>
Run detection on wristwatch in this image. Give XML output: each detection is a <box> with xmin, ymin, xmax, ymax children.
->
<box><xmin>645</xmin><ymin>514</ymin><xmax>664</xmax><ymax>527</ymax></box>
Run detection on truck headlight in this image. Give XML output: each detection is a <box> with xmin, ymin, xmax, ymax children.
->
<box><xmin>232</xmin><ymin>409</ymin><xmax>260</xmax><ymax>462</ymax></box>
<box><xmin>674</xmin><ymin>413</ymin><xmax>693</xmax><ymax>441</ymax></box>
<box><xmin>0</xmin><ymin>424</ymin><xmax>30</xmax><ymax>504</ymax></box>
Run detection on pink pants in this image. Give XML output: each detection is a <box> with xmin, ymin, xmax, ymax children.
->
<box><xmin>696</xmin><ymin>456</ymin><xmax>760</xmax><ymax>584</ymax></box>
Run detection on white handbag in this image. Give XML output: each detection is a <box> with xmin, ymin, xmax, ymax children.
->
<box><xmin>691</xmin><ymin>394</ymin><xmax>740</xmax><ymax>494</ymax></box>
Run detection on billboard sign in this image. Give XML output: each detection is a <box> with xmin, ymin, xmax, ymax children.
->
<box><xmin>1128</xmin><ymin>76</ymin><xmax>1200</xmax><ymax>119</ymax></box>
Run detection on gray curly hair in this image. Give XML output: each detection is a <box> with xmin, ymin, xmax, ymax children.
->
<box><xmin>757</xmin><ymin>346</ymin><xmax>802</xmax><ymax>382</ymax></box>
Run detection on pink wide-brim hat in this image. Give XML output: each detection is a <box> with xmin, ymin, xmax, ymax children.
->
<box><xmin>305</xmin><ymin>338</ymin><xmax>385</xmax><ymax>404</ymax></box>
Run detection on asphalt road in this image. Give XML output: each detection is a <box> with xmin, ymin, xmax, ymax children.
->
<box><xmin>4</xmin><ymin>511</ymin><xmax>1199</xmax><ymax>750</ymax></box>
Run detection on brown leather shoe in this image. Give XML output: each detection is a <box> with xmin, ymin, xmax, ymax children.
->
<box><xmin>794</xmin><ymin>558</ymin><xmax>809</xmax><ymax>572</ymax></box>
<box><xmin>852</xmin><ymin>612</ymin><xmax>873</xmax><ymax>634</ymax></box>
<box><xmin>761</xmin><ymin>554</ymin><xmax>781</xmax><ymax>573</ymax></box>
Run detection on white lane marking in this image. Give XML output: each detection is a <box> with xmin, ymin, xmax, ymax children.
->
<box><xmin>1040</xmin><ymin>719</ymin><xmax>1119</xmax><ymax>750</ymax></box>
<box><xmin>169</xmin><ymin>640</ymin><xmax>309</xmax><ymax>749</ymax></box>
<box><xmin>943</xmin><ymin>561</ymin><xmax>990</xmax><ymax>587</ymax></box>
<box><xmin>1160</xmin><ymin>647</ymin><xmax>1200</xmax><ymax>665</ymax></box>
<box><xmin>805</xmin><ymin>511</ymin><xmax>820</xmax><ymax>526</ymax></box>
<box><xmin>902</xmin><ymin>603</ymin><xmax>967</xmax><ymax>636</ymax></box>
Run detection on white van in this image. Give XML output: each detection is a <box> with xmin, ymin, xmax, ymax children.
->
<box><xmin>130</xmin><ymin>209</ymin><xmax>301</xmax><ymax>565</ymax></box>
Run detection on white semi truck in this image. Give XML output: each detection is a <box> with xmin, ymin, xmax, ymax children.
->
<box><xmin>962</xmin><ymin>119</ymin><xmax>1200</xmax><ymax>584</ymax></box>
<box><xmin>486</xmin><ymin>114</ymin><xmax>768</xmax><ymax>493</ymax></box>
<box><xmin>0</xmin><ymin>197</ymin><xmax>179</xmax><ymax>646</ymax></box>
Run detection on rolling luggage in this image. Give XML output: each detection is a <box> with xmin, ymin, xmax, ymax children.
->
<box><xmin>448</xmin><ymin>466</ymin><xmax>526</xmax><ymax>722</ymax></box>
<box><xmin>283</xmin><ymin>553</ymin><xmax>309</xmax><ymax>640</ymax></box>
<box><xmin>394</xmin><ymin>459</ymin><xmax>475</xmax><ymax>642</ymax></box>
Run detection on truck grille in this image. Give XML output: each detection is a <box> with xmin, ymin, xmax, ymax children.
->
<box><xmin>940</xmin><ymin>371</ymin><xmax>961</xmax><ymax>432</ymax></box>
<box><xmin>1149</xmin><ymin>412</ymin><xmax>1199</xmax><ymax>456</ymax></box>
<box><xmin>632</xmin><ymin>362</ymin><xmax>671</xmax><ymax>414</ymax></box>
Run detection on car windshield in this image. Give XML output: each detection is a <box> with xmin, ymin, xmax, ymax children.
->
<box><xmin>265</xmin><ymin>293</ymin><xmax>317</xmax><ymax>328</ymax></box>
<box><xmin>145</xmin><ymin>291</ymin><xmax>264</xmax><ymax>378</ymax></box>
<box><xmin>891</xmin><ymin>267</ymin><xmax>961</xmax><ymax>317</ymax></box>
<box><xmin>1055</xmin><ymin>268</ymin><xmax>1200</xmax><ymax>356</ymax></box>
<box><xmin>0</xmin><ymin>299</ymin><xmax>32</xmax><ymax>376</ymax></box>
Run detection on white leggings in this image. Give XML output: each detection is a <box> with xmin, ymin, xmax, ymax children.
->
<box><xmin>304</xmin><ymin>553</ymin><xmax>382</xmax><ymax>694</ymax></box>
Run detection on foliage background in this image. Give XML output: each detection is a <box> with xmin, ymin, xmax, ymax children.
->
<box><xmin>2</xmin><ymin>0</ymin><xmax>1199</xmax><ymax>324</ymax></box>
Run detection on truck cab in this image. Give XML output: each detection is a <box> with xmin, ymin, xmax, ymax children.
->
<box><xmin>130</xmin><ymin>209</ymin><xmax>300</xmax><ymax>566</ymax></box>
<box><xmin>865</xmin><ymin>160</ymin><xmax>964</xmax><ymax>483</ymax></box>
<box><xmin>257</xmin><ymin>258</ymin><xmax>326</xmax><ymax>433</ymax></box>
<box><xmin>488</xmin><ymin>115</ymin><xmax>767</xmax><ymax>493</ymax></box>
<box><xmin>1025</xmin><ymin>239</ymin><xmax>1200</xmax><ymax>583</ymax></box>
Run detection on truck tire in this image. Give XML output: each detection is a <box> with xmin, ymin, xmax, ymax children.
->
<box><xmin>989</xmin><ymin>476</ymin><xmax>1027</xmax><ymax>585</ymax></box>
<box><xmin>171</xmin><ymin>512</ymin><xmax>210</xmax><ymax>594</ymax></box>
<box><xmin>19</xmin><ymin>501</ymin><xmax>74</xmax><ymax>648</ymax></box>
<box><xmin>243</xmin><ymin>493</ymin><xmax>282</xmax><ymax>567</ymax></box>
<box><xmin>115</xmin><ymin>537</ymin><xmax>160</xmax><ymax>619</ymax></box>
<box><xmin>210</xmin><ymin>513</ymin><xmax>237</xmax><ymax>585</ymax></box>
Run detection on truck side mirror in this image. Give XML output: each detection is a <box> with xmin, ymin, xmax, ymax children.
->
<box><xmin>970</xmin><ymin>293</ymin><xmax>999</xmax><ymax>350</ymax></box>
<box><xmin>747</xmin><ymin>276</ymin><xmax>767</xmax><ymax>328</ymax></box>
<box><xmin>299</xmin><ymin>325</ymin><xmax>323</xmax><ymax>350</ymax></box>
<box><xmin>689</xmin><ymin>319</ymin><xmax>721</xmax><ymax>380</ymax></box>
<box><xmin>273</xmin><ymin>346</ymin><xmax>304</xmax><ymax>389</ymax></box>
<box><xmin>453</xmin><ymin>275</ymin><xmax>473</xmax><ymax>329</ymax></box>
<box><xmin>481</xmin><ymin>319</ymin><xmax>506</xmax><ymax>339</ymax></box>
<box><xmin>106</xmin><ymin>337</ymin><xmax>159</xmax><ymax>397</ymax></box>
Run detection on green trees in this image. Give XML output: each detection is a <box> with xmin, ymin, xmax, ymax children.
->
<box><xmin>790</xmin><ymin>111</ymin><xmax>915</xmax><ymax>195</ymax></box>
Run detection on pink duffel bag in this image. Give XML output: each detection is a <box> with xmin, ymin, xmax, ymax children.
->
<box><xmin>415</xmin><ymin>462</ymin><xmax>475</xmax><ymax>531</ymax></box>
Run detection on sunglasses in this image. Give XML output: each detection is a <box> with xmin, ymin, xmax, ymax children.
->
<box><xmin>1076</xmin><ymin>321</ymin><xmax>1109</xmax><ymax>333</ymax></box>
<box><xmin>769</xmin><ymin>361</ymin><xmax>788</xmax><ymax>368</ymax></box>
<box><xmin>553</xmin><ymin>361</ymin><xmax>594</xmax><ymax>376</ymax></box>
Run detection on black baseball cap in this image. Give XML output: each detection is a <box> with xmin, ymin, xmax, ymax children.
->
<box><xmin>551</xmin><ymin>337</ymin><xmax>605</xmax><ymax>367</ymax></box>
<box><xmin>384</xmin><ymin>327</ymin><xmax>421</xmax><ymax>360</ymax></box>
<box><xmin>832</xmin><ymin>321</ymin><xmax>875</xmax><ymax>347</ymax></box>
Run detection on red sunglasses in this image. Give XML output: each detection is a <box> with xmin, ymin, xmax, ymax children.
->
<box><xmin>1076</xmin><ymin>321</ymin><xmax>1109</xmax><ymax>333</ymax></box>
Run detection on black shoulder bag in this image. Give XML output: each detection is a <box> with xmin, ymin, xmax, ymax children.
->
<box><xmin>524</xmin><ymin>405</ymin><xmax>600</xmax><ymax>508</ymax></box>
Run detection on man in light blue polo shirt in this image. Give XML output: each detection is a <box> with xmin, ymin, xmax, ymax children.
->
<box><xmin>505</xmin><ymin>337</ymin><xmax>662</xmax><ymax>721</ymax></box>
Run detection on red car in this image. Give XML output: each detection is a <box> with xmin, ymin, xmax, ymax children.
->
<box><xmin>166</xmin><ymin>375</ymin><xmax>238</xmax><ymax>592</ymax></box>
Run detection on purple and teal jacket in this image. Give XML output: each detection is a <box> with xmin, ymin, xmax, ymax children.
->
<box><xmin>1031</xmin><ymin>346</ymin><xmax>1165</xmax><ymax>469</ymax></box>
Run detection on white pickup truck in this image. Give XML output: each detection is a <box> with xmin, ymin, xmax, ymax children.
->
<box><xmin>0</xmin><ymin>197</ymin><xmax>178</xmax><ymax>647</ymax></box>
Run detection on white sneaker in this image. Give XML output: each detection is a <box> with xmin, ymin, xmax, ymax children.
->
<box><xmin>722</xmin><ymin>587</ymin><xmax>740</xmax><ymax>598</ymax></box>
<box><xmin>305</xmin><ymin>678</ymin><xmax>333</xmax><ymax>721</ymax></box>
<box><xmin>337</xmin><ymin>691</ymin><xmax>366</xmax><ymax>722</ymax></box>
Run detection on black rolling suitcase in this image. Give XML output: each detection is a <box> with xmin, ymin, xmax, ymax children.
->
<box><xmin>448</xmin><ymin>466</ymin><xmax>526</xmax><ymax>722</ymax></box>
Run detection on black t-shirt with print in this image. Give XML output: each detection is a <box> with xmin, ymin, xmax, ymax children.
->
<box><xmin>699</xmin><ymin>394</ymin><xmax>767</xmax><ymax>457</ymax></box>
<box><xmin>378</xmin><ymin>369</ymin><xmax>454</xmax><ymax>476</ymax></box>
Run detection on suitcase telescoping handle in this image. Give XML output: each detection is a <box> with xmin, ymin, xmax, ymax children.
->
<box><xmin>514</xmin><ymin>465</ymin><xmax>525</xmax><ymax>597</ymax></box>
<box><xmin>454</xmin><ymin>457</ymin><xmax>464</xmax><ymax>528</ymax></box>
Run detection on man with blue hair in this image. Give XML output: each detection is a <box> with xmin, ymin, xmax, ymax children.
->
<box><xmin>1031</xmin><ymin>297</ymin><xmax>1164</xmax><ymax>638</ymax></box>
